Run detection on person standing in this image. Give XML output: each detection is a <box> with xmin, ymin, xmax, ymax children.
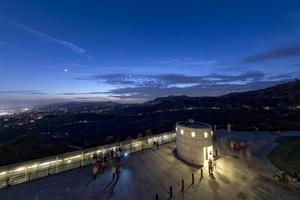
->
<box><xmin>153</xmin><ymin>140</ymin><xmax>156</xmax><ymax>148</ymax></box>
<box><xmin>92</xmin><ymin>152</ymin><xmax>98</xmax><ymax>164</ymax></box>
<box><xmin>116</xmin><ymin>162</ymin><xmax>121</xmax><ymax>180</ymax></box>
<box><xmin>5</xmin><ymin>177</ymin><xmax>10</xmax><ymax>187</ymax></box>
<box><xmin>213</xmin><ymin>159</ymin><xmax>217</xmax><ymax>171</ymax></box>
<box><xmin>116</xmin><ymin>150</ymin><xmax>121</xmax><ymax>163</ymax></box>
<box><xmin>101</xmin><ymin>158</ymin><xmax>106</xmax><ymax>169</ymax></box>
<box><xmin>110</xmin><ymin>149</ymin><xmax>114</xmax><ymax>162</ymax></box>
<box><xmin>208</xmin><ymin>159</ymin><xmax>213</xmax><ymax>175</ymax></box>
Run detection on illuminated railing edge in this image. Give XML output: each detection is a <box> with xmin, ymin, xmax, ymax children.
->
<box><xmin>0</xmin><ymin>131</ymin><xmax>176</xmax><ymax>189</ymax></box>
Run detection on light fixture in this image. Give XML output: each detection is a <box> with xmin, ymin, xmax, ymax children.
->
<box><xmin>204</xmin><ymin>132</ymin><xmax>208</xmax><ymax>138</ymax></box>
<box><xmin>28</xmin><ymin>164</ymin><xmax>38</xmax><ymax>169</ymax></box>
<box><xmin>180</xmin><ymin>130</ymin><xmax>184</xmax><ymax>135</ymax></box>
<box><xmin>0</xmin><ymin>171</ymin><xmax>7</xmax><ymax>176</ymax></box>
<box><xmin>191</xmin><ymin>132</ymin><xmax>195</xmax><ymax>137</ymax></box>
<box><xmin>14</xmin><ymin>167</ymin><xmax>25</xmax><ymax>172</ymax></box>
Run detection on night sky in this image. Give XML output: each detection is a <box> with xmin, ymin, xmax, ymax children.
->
<box><xmin>0</xmin><ymin>0</ymin><xmax>300</xmax><ymax>107</ymax></box>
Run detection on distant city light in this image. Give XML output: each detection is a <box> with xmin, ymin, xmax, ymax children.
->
<box><xmin>0</xmin><ymin>111</ymin><xmax>9</xmax><ymax>116</ymax></box>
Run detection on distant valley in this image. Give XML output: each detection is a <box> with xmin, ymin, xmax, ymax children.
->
<box><xmin>0</xmin><ymin>80</ymin><xmax>300</xmax><ymax>165</ymax></box>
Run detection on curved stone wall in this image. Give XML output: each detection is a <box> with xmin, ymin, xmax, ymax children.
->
<box><xmin>176</xmin><ymin>121</ymin><xmax>213</xmax><ymax>166</ymax></box>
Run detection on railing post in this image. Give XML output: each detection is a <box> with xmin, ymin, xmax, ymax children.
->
<box><xmin>81</xmin><ymin>151</ymin><xmax>84</xmax><ymax>167</ymax></box>
<box><xmin>5</xmin><ymin>177</ymin><xmax>10</xmax><ymax>188</ymax></box>
<box><xmin>56</xmin><ymin>156</ymin><xmax>59</xmax><ymax>173</ymax></box>
<box><xmin>130</xmin><ymin>140</ymin><xmax>132</xmax><ymax>153</ymax></box>
<box><xmin>155</xmin><ymin>193</ymin><xmax>158</xmax><ymax>200</ymax></box>
<box><xmin>147</xmin><ymin>136</ymin><xmax>150</xmax><ymax>150</ymax></box>
<box><xmin>25</xmin><ymin>163</ymin><xmax>28</xmax><ymax>181</ymax></box>
<box><xmin>181</xmin><ymin>179</ymin><xmax>184</xmax><ymax>192</ymax></box>
<box><xmin>169</xmin><ymin>185</ymin><xmax>172</xmax><ymax>198</ymax></box>
<box><xmin>192</xmin><ymin>173</ymin><xmax>194</xmax><ymax>185</ymax></box>
<box><xmin>201</xmin><ymin>168</ymin><xmax>203</xmax><ymax>178</ymax></box>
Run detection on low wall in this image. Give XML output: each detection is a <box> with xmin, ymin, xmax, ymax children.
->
<box><xmin>0</xmin><ymin>132</ymin><xmax>176</xmax><ymax>189</ymax></box>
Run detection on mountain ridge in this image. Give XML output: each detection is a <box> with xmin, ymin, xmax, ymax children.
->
<box><xmin>147</xmin><ymin>80</ymin><xmax>300</xmax><ymax>109</ymax></box>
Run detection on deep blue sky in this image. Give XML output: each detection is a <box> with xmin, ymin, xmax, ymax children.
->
<box><xmin>0</xmin><ymin>0</ymin><xmax>300</xmax><ymax>107</ymax></box>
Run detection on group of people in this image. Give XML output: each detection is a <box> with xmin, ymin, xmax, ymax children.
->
<box><xmin>230</xmin><ymin>139</ymin><xmax>248</xmax><ymax>150</ymax></box>
<box><xmin>91</xmin><ymin>145</ymin><xmax>123</xmax><ymax>180</ymax></box>
<box><xmin>208</xmin><ymin>149</ymin><xmax>218</xmax><ymax>176</ymax></box>
<box><xmin>152</xmin><ymin>140</ymin><xmax>159</xmax><ymax>149</ymax></box>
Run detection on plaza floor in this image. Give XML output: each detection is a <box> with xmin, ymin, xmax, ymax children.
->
<box><xmin>1</xmin><ymin>131</ymin><xmax>300</xmax><ymax>200</ymax></box>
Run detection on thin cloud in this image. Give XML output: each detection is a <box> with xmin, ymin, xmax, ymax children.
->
<box><xmin>62</xmin><ymin>92</ymin><xmax>105</xmax><ymax>95</ymax></box>
<box><xmin>0</xmin><ymin>90</ymin><xmax>47</xmax><ymax>95</ymax></box>
<box><xmin>0</xmin><ymin>17</ymin><xmax>91</xmax><ymax>58</ymax></box>
<box><xmin>241</xmin><ymin>43</ymin><xmax>300</xmax><ymax>62</ymax></box>
<box><xmin>0</xmin><ymin>40</ymin><xmax>13</xmax><ymax>46</ymax></box>
<box><xmin>152</xmin><ymin>58</ymin><xmax>218</xmax><ymax>66</ymax></box>
<box><xmin>85</xmin><ymin>71</ymin><xmax>266</xmax><ymax>87</ymax></box>
<box><xmin>77</xmin><ymin>71</ymin><xmax>297</xmax><ymax>101</ymax></box>
<box><xmin>104</xmin><ymin>80</ymin><xmax>288</xmax><ymax>100</ymax></box>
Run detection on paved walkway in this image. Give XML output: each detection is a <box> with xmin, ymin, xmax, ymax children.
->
<box><xmin>1</xmin><ymin>131</ymin><xmax>300</xmax><ymax>200</ymax></box>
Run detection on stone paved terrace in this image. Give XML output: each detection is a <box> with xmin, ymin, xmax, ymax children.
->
<box><xmin>1</xmin><ymin>131</ymin><xmax>300</xmax><ymax>200</ymax></box>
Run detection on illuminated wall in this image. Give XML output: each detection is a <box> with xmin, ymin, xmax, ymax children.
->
<box><xmin>176</xmin><ymin>121</ymin><xmax>213</xmax><ymax>166</ymax></box>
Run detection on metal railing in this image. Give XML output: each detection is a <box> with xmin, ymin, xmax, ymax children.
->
<box><xmin>0</xmin><ymin>131</ymin><xmax>176</xmax><ymax>189</ymax></box>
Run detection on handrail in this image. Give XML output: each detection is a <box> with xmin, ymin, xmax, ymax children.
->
<box><xmin>0</xmin><ymin>131</ymin><xmax>176</xmax><ymax>189</ymax></box>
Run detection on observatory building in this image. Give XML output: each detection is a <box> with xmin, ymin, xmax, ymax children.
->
<box><xmin>176</xmin><ymin>120</ymin><xmax>213</xmax><ymax>166</ymax></box>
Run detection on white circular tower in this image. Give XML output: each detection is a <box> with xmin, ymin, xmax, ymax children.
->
<box><xmin>176</xmin><ymin>121</ymin><xmax>213</xmax><ymax>166</ymax></box>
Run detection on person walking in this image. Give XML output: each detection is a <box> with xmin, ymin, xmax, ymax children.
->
<box><xmin>92</xmin><ymin>164</ymin><xmax>98</xmax><ymax>180</ymax></box>
<box><xmin>112</xmin><ymin>165</ymin><xmax>116</xmax><ymax>180</ymax></box>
